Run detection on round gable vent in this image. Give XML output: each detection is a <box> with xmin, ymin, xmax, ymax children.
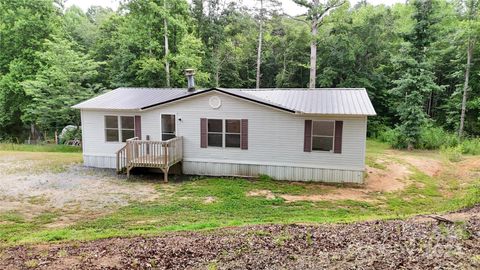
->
<box><xmin>209</xmin><ymin>96</ymin><xmax>222</xmax><ymax>109</ymax></box>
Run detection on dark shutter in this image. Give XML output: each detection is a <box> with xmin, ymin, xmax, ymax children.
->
<box><xmin>200</xmin><ymin>118</ymin><xmax>207</xmax><ymax>148</ymax></box>
<box><xmin>134</xmin><ymin>115</ymin><xmax>142</xmax><ymax>139</ymax></box>
<box><xmin>304</xmin><ymin>120</ymin><xmax>312</xmax><ymax>152</ymax></box>
<box><xmin>334</xmin><ymin>121</ymin><xmax>343</xmax><ymax>154</ymax></box>
<box><xmin>241</xmin><ymin>119</ymin><xmax>248</xmax><ymax>150</ymax></box>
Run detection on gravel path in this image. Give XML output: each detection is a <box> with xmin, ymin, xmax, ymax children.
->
<box><xmin>1</xmin><ymin>205</ymin><xmax>479</xmax><ymax>270</ymax></box>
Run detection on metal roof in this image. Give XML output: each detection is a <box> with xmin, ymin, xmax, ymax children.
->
<box><xmin>72</xmin><ymin>88</ymin><xmax>196</xmax><ymax>110</ymax></box>
<box><xmin>73</xmin><ymin>87</ymin><xmax>376</xmax><ymax>116</ymax></box>
<box><xmin>241</xmin><ymin>88</ymin><xmax>376</xmax><ymax>115</ymax></box>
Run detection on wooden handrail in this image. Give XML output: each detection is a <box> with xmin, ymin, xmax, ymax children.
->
<box><xmin>117</xmin><ymin>136</ymin><xmax>183</xmax><ymax>179</ymax></box>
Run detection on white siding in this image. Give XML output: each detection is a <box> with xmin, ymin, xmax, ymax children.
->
<box><xmin>80</xmin><ymin>90</ymin><xmax>368</xmax><ymax>182</ymax></box>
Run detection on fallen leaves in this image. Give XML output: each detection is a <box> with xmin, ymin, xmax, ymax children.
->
<box><xmin>1</xmin><ymin>205</ymin><xmax>479</xmax><ymax>269</ymax></box>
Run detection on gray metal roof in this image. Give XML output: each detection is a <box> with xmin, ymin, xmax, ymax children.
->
<box><xmin>73</xmin><ymin>87</ymin><xmax>376</xmax><ymax>116</ymax></box>
<box><xmin>72</xmin><ymin>88</ymin><xmax>196</xmax><ymax>110</ymax></box>
<box><xmin>242</xmin><ymin>88</ymin><xmax>376</xmax><ymax>115</ymax></box>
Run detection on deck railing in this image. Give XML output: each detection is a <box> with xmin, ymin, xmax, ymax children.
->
<box><xmin>116</xmin><ymin>137</ymin><xmax>183</xmax><ymax>176</ymax></box>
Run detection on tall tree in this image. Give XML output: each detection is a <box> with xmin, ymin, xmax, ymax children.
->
<box><xmin>21</xmin><ymin>37</ymin><xmax>100</xmax><ymax>130</ymax></box>
<box><xmin>0</xmin><ymin>0</ymin><xmax>61</xmax><ymax>138</ymax></box>
<box><xmin>256</xmin><ymin>0</ymin><xmax>265</xmax><ymax>89</ymax></box>
<box><xmin>164</xmin><ymin>0</ymin><xmax>171</xmax><ymax>87</ymax></box>
<box><xmin>457</xmin><ymin>0</ymin><xmax>480</xmax><ymax>137</ymax></box>
<box><xmin>291</xmin><ymin>0</ymin><xmax>345</xmax><ymax>88</ymax></box>
<box><xmin>390</xmin><ymin>0</ymin><xmax>443</xmax><ymax>149</ymax></box>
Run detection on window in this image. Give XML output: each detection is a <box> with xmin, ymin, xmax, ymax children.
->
<box><xmin>161</xmin><ymin>114</ymin><xmax>176</xmax><ymax>140</ymax></box>
<box><xmin>120</xmin><ymin>116</ymin><xmax>135</xmax><ymax>142</ymax></box>
<box><xmin>225</xmin><ymin>120</ymin><xmax>240</xmax><ymax>148</ymax></box>
<box><xmin>312</xmin><ymin>121</ymin><xmax>334</xmax><ymax>151</ymax></box>
<box><xmin>207</xmin><ymin>119</ymin><xmax>223</xmax><ymax>147</ymax></box>
<box><xmin>105</xmin><ymin>116</ymin><xmax>119</xmax><ymax>142</ymax></box>
<box><xmin>104</xmin><ymin>116</ymin><xmax>135</xmax><ymax>142</ymax></box>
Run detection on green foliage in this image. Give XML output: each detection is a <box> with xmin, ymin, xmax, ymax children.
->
<box><xmin>0</xmin><ymin>0</ymin><xmax>480</xmax><ymax>142</ymax></box>
<box><xmin>59</xmin><ymin>127</ymin><xmax>82</xmax><ymax>144</ymax></box>
<box><xmin>440</xmin><ymin>145</ymin><xmax>463</xmax><ymax>162</ymax></box>
<box><xmin>459</xmin><ymin>137</ymin><xmax>480</xmax><ymax>155</ymax></box>
<box><xmin>418</xmin><ymin>125</ymin><xmax>460</xmax><ymax>149</ymax></box>
<box><xmin>21</xmin><ymin>37</ymin><xmax>101</xmax><ymax>130</ymax></box>
<box><xmin>377</xmin><ymin>127</ymin><xmax>408</xmax><ymax>149</ymax></box>
<box><xmin>172</xmin><ymin>34</ymin><xmax>210</xmax><ymax>86</ymax></box>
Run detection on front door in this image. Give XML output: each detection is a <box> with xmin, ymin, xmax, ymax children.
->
<box><xmin>161</xmin><ymin>114</ymin><xmax>176</xmax><ymax>141</ymax></box>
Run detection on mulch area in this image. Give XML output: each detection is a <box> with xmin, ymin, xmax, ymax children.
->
<box><xmin>1</xmin><ymin>206</ymin><xmax>480</xmax><ymax>270</ymax></box>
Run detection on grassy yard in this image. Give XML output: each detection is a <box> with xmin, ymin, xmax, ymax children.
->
<box><xmin>0</xmin><ymin>140</ymin><xmax>479</xmax><ymax>246</ymax></box>
<box><xmin>0</xmin><ymin>143</ymin><xmax>82</xmax><ymax>153</ymax></box>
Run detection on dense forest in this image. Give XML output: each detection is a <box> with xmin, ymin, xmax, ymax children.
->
<box><xmin>0</xmin><ymin>0</ymin><xmax>479</xmax><ymax>150</ymax></box>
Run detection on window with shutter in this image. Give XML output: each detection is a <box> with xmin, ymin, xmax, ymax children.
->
<box><xmin>241</xmin><ymin>119</ymin><xmax>248</xmax><ymax>150</ymax></box>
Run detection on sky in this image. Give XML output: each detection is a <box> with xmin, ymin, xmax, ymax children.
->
<box><xmin>65</xmin><ymin>0</ymin><xmax>406</xmax><ymax>16</ymax></box>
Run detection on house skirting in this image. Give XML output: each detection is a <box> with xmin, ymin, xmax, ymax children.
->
<box><xmin>84</xmin><ymin>155</ymin><xmax>116</xmax><ymax>169</ymax></box>
<box><xmin>83</xmin><ymin>155</ymin><xmax>364</xmax><ymax>184</ymax></box>
<box><xmin>182</xmin><ymin>160</ymin><xmax>364</xmax><ymax>184</ymax></box>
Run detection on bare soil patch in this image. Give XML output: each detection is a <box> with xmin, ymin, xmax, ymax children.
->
<box><xmin>250</xmin><ymin>158</ymin><xmax>413</xmax><ymax>203</ymax></box>
<box><xmin>247</xmin><ymin>189</ymin><xmax>276</xmax><ymax>200</ymax></box>
<box><xmin>249</xmin><ymin>150</ymin><xmax>454</xmax><ymax>203</ymax></box>
<box><xmin>1</xmin><ymin>205</ymin><xmax>479</xmax><ymax>270</ymax></box>
<box><xmin>203</xmin><ymin>196</ymin><xmax>216</xmax><ymax>204</ymax></box>
<box><xmin>365</xmin><ymin>161</ymin><xmax>411</xmax><ymax>192</ymax></box>
<box><xmin>398</xmin><ymin>155</ymin><xmax>443</xmax><ymax>177</ymax></box>
<box><xmin>457</xmin><ymin>157</ymin><xmax>480</xmax><ymax>181</ymax></box>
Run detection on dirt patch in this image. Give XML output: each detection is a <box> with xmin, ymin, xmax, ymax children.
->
<box><xmin>0</xmin><ymin>152</ymin><xmax>159</xmax><ymax>226</ymax></box>
<box><xmin>248</xmin><ymin>159</ymin><xmax>413</xmax><ymax>203</ymax></box>
<box><xmin>456</xmin><ymin>157</ymin><xmax>480</xmax><ymax>181</ymax></box>
<box><xmin>365</xmin><ymin>161</ymin><xmax>411</xmax><ymax>192</ymax></box>
<box><xmin>247</xmin><ymin>190</ymin><xmax>276</xmax><ymax>200</ymax></box>
<box><xmin>1</xmin><ymin>205</ymin><xmax>479</xmax><ymax>270</ymax></box>
<box><xmin>203</xmin><ymin>196</ymin><xmax>216</xmax><ymax>204</ymax></box>
<box><xmin>399</xmin><ymin>155</ymin><xmax>443</xmax><ymax>177</ymax></box>
<box><xmin>280</xmin><ymin>189</ymin><xmax>374</xmax><ymax>203</ymax></box>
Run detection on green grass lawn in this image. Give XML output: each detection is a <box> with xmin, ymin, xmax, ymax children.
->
<box><xmin>0</xmin><ymin>143</ymin><xmax>82</xmax><ymax>153</ymax></box>
<box><xmin>0</xmin><ymin>140</ymin><xmax>479</xmax><ymax>246</ymax></box>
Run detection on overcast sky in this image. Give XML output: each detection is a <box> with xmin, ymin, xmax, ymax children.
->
<box><xmin>65</xmin><ymin>0</ymin><xmax>406</xmax><ymax>16</ymax></box>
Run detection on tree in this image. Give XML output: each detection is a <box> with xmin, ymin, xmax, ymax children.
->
<box><xmin>256</xmin><ymin>0</ymin><xmax>265</xmax><ymax>89</ymax></box>
<box><xmin>457</xmin><ymin>0</ymin><xmax>480</xmax><ymax>137</ymax></box>
<box><xmin>21</xmin><ymin>37</ymin><xmax>100</xmax><ymax>130</ymax></box>
<box><xmin>0</xmin><ymin>0</ymin><xmax>61</xmax><ymax>138</ymax></box>
<box><xmin>164</xmin><ymin>0</ymin><xmax>171</xmax><ymax>87</ymax></box>
<box><xmin>390</xmin><ymin>0</ymin><xmax>443</xmax><ymax>149</ymax></box>
<box><xmin>291</xmin><ymin>0</ymin><xmax>345</xmax><ymax>88</ymax></box>
<box><xmin>172</xmin><ymin>34</ymin><xmax>210</xmax><ymax>86</ymax></box>
<box><xmin>254</xmin><ymin>0</ymin><xmax>280</xmax><ymax>88</ymax></box>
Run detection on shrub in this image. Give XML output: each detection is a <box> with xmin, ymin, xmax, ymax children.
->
<box><xmin>377</xmin><ymin>125</ymin><xmax>465</xmax><ymax>151</ymax></box>
<box><xmin>376</xmin><ymin>127</ymin><xmax>408</xmax><ymax>149</ymax></box>
<box><xmin>440</xmin><ymin>146</ymin><xmax>463</xmax><ymax>162</ymax></box>
<box><xmin>460</xmin><ymin>138</ymin><xmax>480</xmax><ymax>155</ymax></box>
<box><xmin>418</xmin><ymin>125</ymin><xmax>459</xmax><ymax>150</ymax></box>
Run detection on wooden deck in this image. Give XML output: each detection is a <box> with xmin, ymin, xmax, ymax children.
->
<box><xmin>116</xmin><ymin>137</ymin><xmax>183</xmax><ymax>182</ymax></box>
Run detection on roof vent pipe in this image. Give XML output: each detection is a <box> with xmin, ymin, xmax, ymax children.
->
<box><xmin>185</xmin><ymin>69</ymin><xmax>195</xmax><ymax>92</ymax></box>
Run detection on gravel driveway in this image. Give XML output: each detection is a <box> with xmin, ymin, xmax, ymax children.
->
<box><xmin>0</xmin><ymin>152</ymin><xmax>159</xmax><ymax>225</ymax></box>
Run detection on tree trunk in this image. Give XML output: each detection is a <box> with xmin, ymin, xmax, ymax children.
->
<box><xmin>459</xmin><ymin>39</ymin><xmax>473</xmax><ymax>138</ymax></box>
<box><xmin>256</xmin><ymin>0</ymin><xmax>264</xmax><ymax>89</ymax></box>
<box><xmin>309</xmin><ymin>18</ymin><xmax>318</xmax><ymax>89</ymax></box>
<box><xmin>164</xmin><ymin>0</ymin><xmax>170</xmax><ymax>87</ymax></box>
<box><xmin>215</xmin><ymin>65</ymin><xmax>220</xmax><ymax>87</ymax></box>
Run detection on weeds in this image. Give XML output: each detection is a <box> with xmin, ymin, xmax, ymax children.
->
<box><xmin>0</xmin><ymin>143</ymin><xmax>81</xmax><ymax>153</ymax></box>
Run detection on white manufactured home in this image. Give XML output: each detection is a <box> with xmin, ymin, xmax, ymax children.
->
<box><xmin>73</xmin><ymin>79</ymin><xmax>376</xmax><ymax>183</ymax></box>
